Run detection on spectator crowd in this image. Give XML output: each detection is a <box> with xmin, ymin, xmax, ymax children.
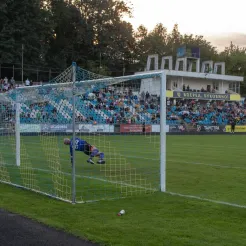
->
<box><xmin>1</xmin><ymin>83</ymin><xmax>246</xmax><ymax>126</ymax></box>
<box><xmin>0</xmin><ymin>77</ymin><xmax>38</xmax><ymax>93</ymax></box>
<box><xmin>167</xmin><ymin>99</ymin><xmax>246</xmax><ymax>126</ymax></box>
<box><xmin>0</xmin><ymin>77</ymin><xmax>15</xmax><ymax>92</ymax></box>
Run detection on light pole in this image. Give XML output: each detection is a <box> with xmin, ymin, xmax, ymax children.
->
<box><xmin>99</xmin><ymin>52</ymin><xmax>102</xmax><ymax>69</ymax></box>
<box><xmin>21</xmin><ymin>44</ymin><xmax>24</xmax><ymax>85</ymax></box>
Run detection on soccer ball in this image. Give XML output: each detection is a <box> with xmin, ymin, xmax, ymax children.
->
<box><xmin>117</xmin><ymin>210</ymin><xmax>125</xmax><ymax>216</ymax></box>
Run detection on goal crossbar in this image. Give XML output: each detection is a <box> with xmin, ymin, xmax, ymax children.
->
<box><xmin>0</xmin><ymin>63</ymin><xmax>167</xmax><ymax>203</ymax></box>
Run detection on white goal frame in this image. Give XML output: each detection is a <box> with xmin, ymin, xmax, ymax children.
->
<box><xmin>8</xmin><ymin>61</ymin><xmax>244</xmax><ymax>203</ymax></box>
<box><xmin>12</xmin><ymin>68</ymin><xmax>167</xmax><ymax>203</ymax></box>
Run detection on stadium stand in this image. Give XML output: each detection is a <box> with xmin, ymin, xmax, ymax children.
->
<box><xmin>1</xmin><ymin>84</ymin><xmax>245</xmax><ymax>126</ymax></box>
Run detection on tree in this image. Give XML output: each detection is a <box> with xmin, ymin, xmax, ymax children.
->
<box><xmin>45</xmin><ymin>0</ymin><xmax>87</xmax><ymax>69</ymax></box>
<box><xmin>166</xmin><ymin>23</ymin><xmax>181</xmax><ymax>55</ymax></box>
<box><xmin>220</xmin><ymin>42</ymin><xmax>246</xmax><ymax>95</ymax></box>
<box><xmin>0</xmin><ymin>0</ymin><xmax>53</xmax><ymax>67</ymax></box>
<box><xmin>134</xmin><ymin>23</ymin><xmax>169</xmax><ymax>70</ymax></box>
<box><xmin>2</xmin><ymin>0</ymin><xmax>243</xmax><ymax>84</ymax></box>
<box><xmin>73</xmin><ymin>0</ymin><xmax>134</xmax><ymax>75</ymax></box>
<box><xmin>135</xmin><ymin>25</ymin><xmax>148</xmax><ymax>42</ymax></box>
<box><xmin>133</xmin><ymin>23</ymin><xmax>218</xmax><ymax>71</ymax></box>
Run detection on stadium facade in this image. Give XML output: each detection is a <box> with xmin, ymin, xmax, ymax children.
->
<box><xmin>138</xmin><ymin>53</ymin><xmax>243</xmax><ymax>102</ymax></box>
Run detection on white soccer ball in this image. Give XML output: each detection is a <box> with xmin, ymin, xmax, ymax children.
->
<box><xmin>120</xmin><ymin>210</ymin><xmax>125</xmax><ymax>215</ymax></box>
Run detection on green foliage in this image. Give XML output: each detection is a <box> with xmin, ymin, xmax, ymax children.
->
<box><xmin>219</xmin><ymin>42</ymin><xmax>246</xmax><ymax>95</ymax></box>
<box><xmin>85</xmin><ymin>60</ymin><xmax>112</xmax><ymax>76</ymax></box>
<box><xmin>45</xmin><ymin>0</ymin><xmax>86</xmax><ymax>69</ymax></box>
<box><xmin>134</xmin><ymin>23</ymin><xmax>218</xmax><ymax>71</ymax></box>
<box><xmin>0</xmin><ymin>0</ymin><xmax>53</xmax><ymax>65</ymax></box>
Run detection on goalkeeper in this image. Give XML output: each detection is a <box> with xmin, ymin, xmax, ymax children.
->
<box><xmin>64</xmin><ymin>138</ymin><xmax>105</xmax><ymax>164</ymax></box>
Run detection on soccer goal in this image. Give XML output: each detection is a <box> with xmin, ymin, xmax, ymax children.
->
<box><xmin>0</xmin><ymin>63</ymin><xmax>167</xmax><ymax>203</ymax></box>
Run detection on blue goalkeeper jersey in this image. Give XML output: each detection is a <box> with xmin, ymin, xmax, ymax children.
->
<box><xmin>70</xmin><ymin>138</ymin><xmax>87</xmax><ymax>156</ymax></box>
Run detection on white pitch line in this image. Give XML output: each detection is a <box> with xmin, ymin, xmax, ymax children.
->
<box><xmin>0</xmin><ymin>180</ymin><xmax>71</xmax><ymax>203</ymax></box>
<box><xmin>167</xmin><ymin>160</ymin><xmax>246</xmax><ymax>170</ymax></box>
<box><xmin>3</xmin><ymin>165</ymin><xmax>246</xmax><ymax>209</ymax></box>
<box><xmin>4</xmin><ymin>164</ymin><xmax>157</xmax><ymax>191</ymax></box>
<box><xmin>24</xmin><ymin>166</ymin><xmax>157</xmax><ymax>192</ymax></box>
<box><xmin>4</xmin><ymin>155</ymin><xmax>246</xmax><ymax>171</ymax></box>
<box><xmin>170</xmin><ymin>143</ymin><xmax>246</xmax><ymax>150</ymax></box>
<box><xmin>121</xmin><ymin>154</ymin><xmax>246</xmax><ymax>171</ymax></box>
<box><xmin>167</xmin><ymin>192</ymin><xmax>246</xmax><ymax>209</ymax></box>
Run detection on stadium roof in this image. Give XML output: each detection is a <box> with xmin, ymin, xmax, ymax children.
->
<box><xmin>136</xmin><ymin>69</ymin><xmax>244</xmax><ymax>82</ymax></box>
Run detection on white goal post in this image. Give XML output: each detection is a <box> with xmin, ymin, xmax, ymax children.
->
<box><xmin>1</xmin><ymin>60</ymin><xmax>243</xmax><ymax>203</ymax></box>
<box><xmin>2</xmin><ymin>67</ymin><xmax>167</xmax><ymax>203</ymax></box>
<box><xmin>15</xmin><ymin>103</ymin><xmax>21</xmax><ymax>167</ymax></box>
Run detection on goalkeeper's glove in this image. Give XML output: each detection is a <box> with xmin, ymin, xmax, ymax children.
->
<box><xmin>70</xmin><ymin>156</ymin><xmax>73</xmax><ymax>164</ymax></box>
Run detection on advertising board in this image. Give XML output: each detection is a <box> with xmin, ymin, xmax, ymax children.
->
<box><xmin>120</xmin><ymin>124</ymin><xmax>151</xmax><ymax>133</ymax></box>
<box><xmin>151</xmin><ymin>125</ymin><xmax>169</xmax><ymax>132</ymax></box>
<box><xmin>20</xmin><ymin>124</ymin><xmax>41</xmax><ymax>133</ymax></box>
<box><xmin>225</xmin><ymin>125</ymin><xmax>246</xmax><ymax>133</ymax></box>
<box><xmin>78</xmin><ymin>124</ymin><xmax>114</xmax><ymax>133</ymax></box>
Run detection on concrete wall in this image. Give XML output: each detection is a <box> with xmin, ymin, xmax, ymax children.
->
<box><xmin>140</xmin><ymin>76</ymin><xmax>231</xmax><ymax>96</ymax></box>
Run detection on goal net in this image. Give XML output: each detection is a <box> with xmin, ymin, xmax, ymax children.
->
<box><xmin>0</xmin><ymin>64</ymin><xmax>166</xmax><ymax>203</ymax></box>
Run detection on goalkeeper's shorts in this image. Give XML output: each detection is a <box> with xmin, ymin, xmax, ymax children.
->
<box><xmin>84</xmin><ymin>142</ymin><xmax>92</xmax><ymax>156</ymax></box>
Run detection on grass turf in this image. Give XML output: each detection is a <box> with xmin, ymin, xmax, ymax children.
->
<box><xmin>1</xmin><ymin>184</ymin><xmax>246</xmax><ymax>246</ymax></box>
<box><xmin>1</xmin><ymin>134</ymin><xmax>246</xmax><ymax>204</ymax></box>
<box><xmin>1</xmin><ymin>135</ymin><xmax>246</xmax><ymax>245</ymax></box>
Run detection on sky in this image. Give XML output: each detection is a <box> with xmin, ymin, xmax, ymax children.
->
<box><xmin>125</xmin><ymin>0</ymin><xmax>246</xmax><ymax>49</ymax></box>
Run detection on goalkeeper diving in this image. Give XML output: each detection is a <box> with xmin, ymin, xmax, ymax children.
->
<box><xmin>64</xmin><ymin>138</ymin><xmax>105</xmax><ymax>164</ymax></box>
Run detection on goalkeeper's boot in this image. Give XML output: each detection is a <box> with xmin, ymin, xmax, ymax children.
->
<box><xmin>87</xmin><ymin>158</ymin><xmax>95</xmax><ymax>164</ymax></box>
<box><xmin>97</xmin><ymin>159</ymin><xmax>105</xmax><ymax>164</ymax></box>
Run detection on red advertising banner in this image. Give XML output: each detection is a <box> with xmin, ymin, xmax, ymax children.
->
<box><xmin>120</xmin><ymin>124</ymin><xmax>152</xmax><ymax>133</ymax></box>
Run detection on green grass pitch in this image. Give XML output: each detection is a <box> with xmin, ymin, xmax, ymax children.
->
<box><xmin>1</xmin><ymin>134</ymin><xmax>246</xmax><ymax>245</ymax></box>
